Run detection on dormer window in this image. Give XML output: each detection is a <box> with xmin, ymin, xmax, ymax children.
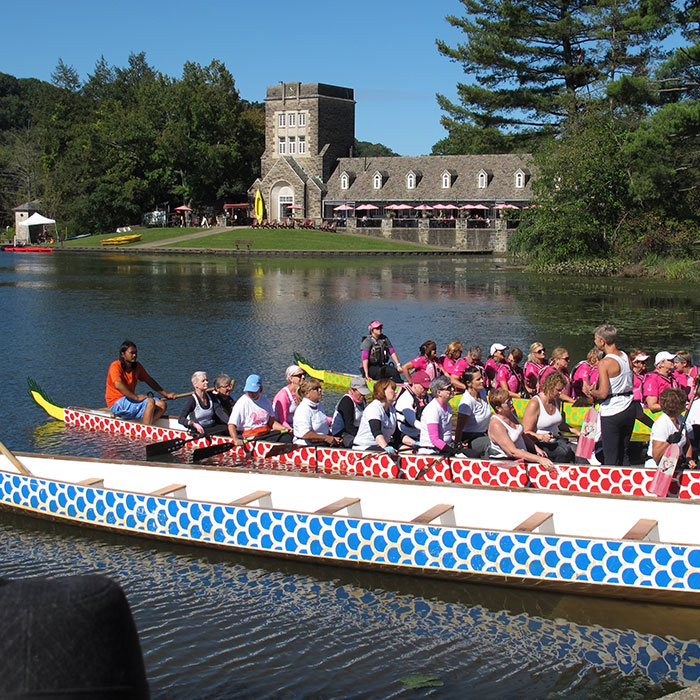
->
<box><xmin>442</xmin><ymin>171</ymin><xmax>452</xmax><ymax>189</ymax></box>
<box><xmin>341</xmin><ymin>173</ymin><xmax>349</xmax><ymax>190</ymax></box>
<box><xmin>373</xmin><ymin>171</ymin><xmax>383</xmax><ymax>189</ymax></box>
<box><xmin>478</xmin><ymin>171</ymin><xmax>487</xmax><ymax>189</ymax></box>
<box><xmin>515</xmin><ymin>170</ymin><xmax>526</xmax><ymax>188</ymax></box>
<box><xmin>407</xmin><ymin>172</ymin><xmax>416</xmax><ymax>189</ymax></box>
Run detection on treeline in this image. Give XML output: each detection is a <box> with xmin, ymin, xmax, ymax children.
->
<box><xmin>0</xmin><ymin>54</ymin><xmax>265</xmax><ymax>234</ymax></box>
<box><xmin>434</xmin><ymin>0</ymin><xmax>700</xmax><ymax>266</ymax></box>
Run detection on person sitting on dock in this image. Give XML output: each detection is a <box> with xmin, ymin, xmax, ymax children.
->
<box><xmin>228</xmin><ymin>374</ymin><xmax>291</xmax><ymax>447</ymax></box>
<box><xmin>178</xmin><ymin>371</ymin><xmax>229</xmax><ymax>435</ymax></box>
<box><xmin>105</xmin><ymin>340</ymin><xmax>176</xmax><ymax>425</ymax></box>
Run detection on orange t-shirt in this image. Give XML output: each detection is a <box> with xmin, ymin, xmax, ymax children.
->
<box><xmin>105</xmin><ymin>360</ymin><xmax>153</xmax><ymax>407</ymax></box>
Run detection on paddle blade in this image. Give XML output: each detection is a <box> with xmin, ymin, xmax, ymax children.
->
<box><xmin>146</xmin><ymin>437</ymin><xmax>190</xmax><ymax>459</ymax></box>
<box><xmin>575</xmin><ymin>408</ymin><xmax>598</xmax><ymax>460</ymax></box>
<box><xmin>265</xmin><ymin>443</ymin><xmax>300</xmax><ymax>458</ymax></box>
<box><xmin>649</xmin><ymin>444</ymin><xmax>681</xmax><ymax>497</ymax></box>
<box><xmin>192</xmin><ymin>441</ymin><xmax>236</xmax><ymax>462</ymax></box>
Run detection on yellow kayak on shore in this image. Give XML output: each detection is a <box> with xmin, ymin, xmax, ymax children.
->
<box><xmin>101</xmin><ymin>234</ymin><xmax>142</xmax><ymax>246</ymax></box>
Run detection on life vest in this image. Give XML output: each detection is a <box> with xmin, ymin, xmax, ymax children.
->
<box><xmin>500</xmin><ymin>363</ymin><xmax>525</xmax><ymax>394</ymax></box>
<box><xmin>363</xmin><ymin>334</ymin><xmax>390</xmax><ymax>366</ymax></box>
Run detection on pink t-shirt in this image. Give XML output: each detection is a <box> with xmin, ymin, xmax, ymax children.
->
<box><xmin>410</xmin><ymin>355</ymin><xmax>440</xmax><ymax>380</ymax></box>
<box><xmin>632</xmin><ymin>372</ymin><xmax>645</xmax><ymax>402</ymax></box>
<box><xmin>642</xmin><ymin>372</ymin><xmax>676</xmax><ymax>402</ymax></box>
<box><xmin>443</xmin><ymin>356</ymin><xmax>467</xmax><ymax>377</ymax></box>
<box><xmin>484</xmin><ymin>358</ymin><xmax>500</xmax><ymax>384</ymax></box>
<box><xmin>272</xmin><ymin>385</ymin><xmax>297</xmax><ymax>429</ymax></box>
<box><xmin>571</xmin><ymin>361</ymin><xmax>592</xmax><ymax>398</ymax></box>
<box><xmin>496</xmin><ymin>363</ymin><xmax>520</xmax><ymax>393</ymax></box>
<box><xmin>539</xmin><ymin>365</ymin><xmax>571</xmax><ymax>394</ymax></box>
<box><xmin>524</xmin><ymin>361</ymin><xmax>544</xmax><ymax>393</ymax></box>
<box><xmin>673</xmin><ymin>369</ymin><xmax>697</xmax><ymax>398</ymax></box>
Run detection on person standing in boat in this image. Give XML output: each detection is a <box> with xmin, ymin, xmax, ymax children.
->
<box><xmin>395</xmin><ymin>370</ymin><xmax>431</xmax><ymax>442</ymax></box>
<box><xmin>643</xmin><ymin>351</ymin><xmax>678</xmax><ymax>412</ymax></box>
<box><xmin>228</xmin><ymin>374</ymin><xmax>291</xmax><ymax>447</ymax></box>
<box><xmin>353</xmin><ymin>379</ymin><xmax>416</xmax><ymax>453</ymax></box>
<box><xmin>272</xmin><ymin>365</ymin><xmax>306</xmax><ymax>429</ymax></box>
<box><xmin>178</xmin><ymin>371</ymin><xmax>229</xmax><ymax>435</ymax></box>
<box><xmin>293</xmin><ymin>378</ymin><xmax>342</xmax><ymax>446</ymax></box>
<box><xmin>331</xmin><ymin>376</ymin><xmax>371</xmax><ymax>447</ymax></box>
<box><xmin>361</xmin><ymin>321</ymin><xmax>403</xmax><ymax>382</ymax></box>
<box><xmin>401</xmin><ymin>340</ymin><xmax>440</xmax><ymax>383</ymax></box>
<box><xmin>105</xmin><ymin>340</ymin><xmax>176</xmax><ymax>425</ymax></box>
<box><xmin>590</xmin><ymin>324</ymin><xmax>636</xmax><ymax>466</ymax></box>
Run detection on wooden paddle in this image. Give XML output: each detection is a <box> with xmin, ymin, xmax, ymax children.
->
<box><xmin>574</xmin><ymin>407</ymin><xmax>598</xmax><ymax>460</ymax></box>
<box><xmin>0</xmin><ymin>440</ymin><xmax>31</xmax><ymax>475</ymax></box>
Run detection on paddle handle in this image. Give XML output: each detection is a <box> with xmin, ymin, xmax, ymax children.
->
<box><xmin>171</xmin><ymin>380</ymin><xmax>235</xmax><ymax>400</ymax></box>
<box><xmin>0</xmin><ymin>441</ymin><xmax>30</xmax><ymax>475</ymax></box>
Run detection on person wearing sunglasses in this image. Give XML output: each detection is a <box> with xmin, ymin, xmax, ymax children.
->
<box><xmin>537</xmin><ymin>347</ymin><xmax>574</xmax><ymax>403</ymax></box>
<box><xmin>417</xmin><ymin>376</ymin><xmax>456</xmax><ymax>454</ymax></box>
<box><xmin>523</xmin><ymin>342</ymin><xmax>547</xmax><ymax>398</ymax></box>
<box><xmin>272</xmin><ymin>365</ymin><xmax>306</xmax><ymax>429</ymax></box>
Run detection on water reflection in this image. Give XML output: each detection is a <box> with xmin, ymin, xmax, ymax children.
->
<box><xmin>0</xmin><ymin>510</ymin><xmax>691</xmax><ymax>699</ymax></box>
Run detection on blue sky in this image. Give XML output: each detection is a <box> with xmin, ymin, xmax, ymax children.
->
<box><xmin>2</xmin><ymin>0</ymin><xmax>467</xmax><ymax>156</ymax></box>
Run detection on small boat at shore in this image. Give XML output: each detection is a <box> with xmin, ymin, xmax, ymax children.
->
<box><xmin>1</xmin><ymin>245</ymin><xmax>53</xmax><ymax>252</ymax></box>
<box><xmin>27</xmin><ymin>378</ymin><xmax>700</xmax><ymax>500</ymax></box>
<box><xmin>3</xmin><ymin>446</ymin><xmax>700</xmax><ymax>607</ymax></box>
<box><xmin>100</xmin><ymin>233</ymin><xmax>142</xmax><ymax>246</ymax></box>
<box><xmin>293</xmin><ymin>352</ymin><xmax>659</xmax><ymax>438</ymax></box>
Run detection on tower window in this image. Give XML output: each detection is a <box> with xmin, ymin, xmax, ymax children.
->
<box><xmin>298</xmin><ymin>113</ymin><xmax>306</xmax><ymax>127</ymax></box>
<box><xmin>278</xmin><ymin>113</ymin><xmax>285</xmax><ymax>128</ymax></box>
<box><xmin>298</xmin><ymin>136</ymin><xmax>306</xmax><ymax>154</ymax></box>
<box><xmin>289</xmin><ymin>136</ymin><xmax>296</xmax><ymax>154</ymax></box>
<box><xmin>278</xmin><ymin>137</ymin><xmax>286</xmax><ymax>155</ymax></box>
<box><xmin>288</xmin><ymin>113</ymin><xmax>296</xmax><ymax>127</ymax></box>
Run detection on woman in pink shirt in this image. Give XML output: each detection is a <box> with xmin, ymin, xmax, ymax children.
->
<box><xmin>272</xmin><ymin>364</ymin><xmax>306</xmax><ymax>429</ymax></box>
<box><xmin>673</xmin><ymin>350</ymin><xmax>698</xmax><ymax>399</ymax></box>
<box><xmin>496</xmin><ymin>347</ymin><xmax>525</xmax><ymax>398</ymax></box>
<box><xmin>538</xmin><ymin>347</ymin><xmax>574</xmax><ymax>403</ymax></box>
<box><xmin>571</xmin><ymin>347</ymin><xmax>602</xmax><ymax>400</ymax></box>
<box><xmin>484</xmin><ymin>343</ymin><xmax>507</xmax><ymax>389</ymax></box>
<box><xmin>401</xmin><ymin>340</ymin><xmax>441</xmax><ymax>383</ymax></box>
<box><xmin>629</xmin><ymin>350</ymin><xmax>649</xmax><ymax>402</ymax></box>
<box><xmin>643</xmin><ymin>351</ymin><xmax>678</xmax><ymax>412</ymax></box>
<box><xmin>441</xmin><ymin>341</ymin><xmax>468</xmax><ymax>391</ymax></box>
<box><xmin>523</xmin><ymin>342</ymin><xmax>546</xmax><ymax>397</ymax></box>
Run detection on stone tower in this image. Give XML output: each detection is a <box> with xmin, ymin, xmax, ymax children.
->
<box><xmin>260</xmin><ymin>82</ymin><xmax>355</xmax><ymax>184</ymax></box>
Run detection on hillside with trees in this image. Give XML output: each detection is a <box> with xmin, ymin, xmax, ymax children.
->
<box><xmin>435</xmin><ymin>0</ymin><xmax>700</xmax><ymax>270</ymax></box>
<box><xmin>0</xmin><ymin>54</ymin><xmax>264</xmax><ymax>234</ymax></box>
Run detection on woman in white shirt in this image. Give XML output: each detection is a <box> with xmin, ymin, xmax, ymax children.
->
<box><xmin>353</xmin><ymin>379</ymin><xmax>416</xmax><ymax>453</ymax></box>
<box><xmin>454</xmin><ymin>367</ymin><xmax>491</xmax><ymax>457</ymax></box>
<box><xmin>293</xmin><ymin>378</ymin><xmax>342</xmax><ymax>447</ymax></box>
<box><xmin>418</xmin><ymin>376</ymin><xmax>455</xmax><ymax>454</ymax></box>
<box><xmin>645</xmin><ymin>387</ymin><xmax>696</xmax><ymax>470</ymax></box>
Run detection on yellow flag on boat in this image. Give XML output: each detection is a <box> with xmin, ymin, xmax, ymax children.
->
<box><xmin>254</xmin><ymin>189</ymin><xmax>264</xmax><ymax>224</ymax></box>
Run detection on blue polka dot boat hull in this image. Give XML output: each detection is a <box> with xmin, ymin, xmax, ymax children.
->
<box><xmin>3</xmin><ymin>449</ymin><xmax>700</xmax><ymax>607</ymax></box>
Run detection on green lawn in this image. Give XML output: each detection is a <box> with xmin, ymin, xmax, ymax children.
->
<box><xmin>162</xmin><ymin>228</ymin><xmax>434</xmax><ymax>251</ymax></box>
<box><xmin>60</xmin><ymin>228</ymin><xmax>206</xmax><ymax>247</ymax></box>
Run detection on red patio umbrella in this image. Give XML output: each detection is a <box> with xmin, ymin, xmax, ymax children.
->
<box><xmin>175</xmin><ymin>205</ymin><xmax>192</xmax><ymax>212</ymax></box>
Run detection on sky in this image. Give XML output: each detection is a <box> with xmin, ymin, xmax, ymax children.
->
<box><xmin>1</xmin><ymin>0</ymin><xmax>469</xmax><ymax>156</ymax></box>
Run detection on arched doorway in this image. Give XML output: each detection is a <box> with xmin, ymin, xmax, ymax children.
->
<box><xmin>270</xmin><ymin>182</ymin><xmax>295</xmax><ymax>220</ymax></box>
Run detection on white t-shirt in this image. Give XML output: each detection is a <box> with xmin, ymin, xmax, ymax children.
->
<box><xmin>228</xmin><ymin>393</ymin><xmax>273</xmax><ymax>431</ymax></box>
<box><xmin>353</xmin><ymin>399</ymin><xmax>397</xmax><ymax>451</ymax></box>
<box><xmin>293</xmin><ymin>398</ymin><xmax>330</xmax><ymax>445</ymax></box>
<box><xmin>645</xmin><ymin>412</ymin><xmax>688</xmax><ymax>468</ymax></box>
<box><xmin>418</xmin><ymin>399</ymin><xmax>453</xmax><ymax>450</ymax></box>
<box><xmin>457</xmin><ymin>390</ymin><xmax>490</xmax><ymax>433</ymax></box>
<box><xmin>687</xmin><ymin>400</ymin><xmax>700</xmax><ymax>430</ymax></box>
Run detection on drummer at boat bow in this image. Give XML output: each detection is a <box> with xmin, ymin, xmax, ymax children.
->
<box><xmin>228</xmin><ymin>374</ymin><xmax>291</xmax><ymax>446</ymax></box>
<box><xmin>178</xmin><ymin>372</ymin><xmax>229</xmax><ymax>435</ymax></box>
<box><xmin>105</xmin><ymin>340</ymin><xmax>176</xmax><ymax>425</ymax></box>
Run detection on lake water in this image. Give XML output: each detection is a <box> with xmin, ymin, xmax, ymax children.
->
<box><xmin>2</xmin><ymin>250</ymin><xmax>700</xmax><ymax>699</ymax></box>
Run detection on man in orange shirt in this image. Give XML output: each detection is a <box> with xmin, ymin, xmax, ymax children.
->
<box><xmin>105</xmin><ymin>340</ymin><xmax>176</xmax><ymax>424</ymax></box>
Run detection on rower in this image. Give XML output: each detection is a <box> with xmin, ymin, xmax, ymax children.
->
<box><xmin>178</xmin><ymin>371</ymin><xmax>229</xmax><ymax>435</ymax></box>
<box><xmin>105</xmin><ymin>340</ymin><xmax>176</xmax><ymax>425</ymax></box>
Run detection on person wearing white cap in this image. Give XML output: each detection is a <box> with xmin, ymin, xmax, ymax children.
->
<box><xmin>591</xmin><ymin>324</ymin><xmax>636</xmax><ymax>465</ymax></box>
<box><xmin>228</xmin><ymin>374</ymin><xmax>289</xmax><ymax>446</ymax></box>
<box><xmin>361</xmin><ymin>321</ymin><xmax>402</xmax><ymax>382</ymax></box>
<box><xmin>642</xmin><ymin>351</ymin><xmax>678</xmax><ymax>412</ymax></box>
<box><xmin>484</xmin><ymin>343</ymin><xmax>507</xmax><ymax>388</ymax></box>
<box><xmin>272</xmin><ymin>365</ymin><xmax>306</xmax><ymax>429</ymax></box>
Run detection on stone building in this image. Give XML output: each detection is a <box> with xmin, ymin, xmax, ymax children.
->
<box><xmin>248</xmin><ymin>81</ymin><xmax>534</xmax><ymax>250</ymax></box>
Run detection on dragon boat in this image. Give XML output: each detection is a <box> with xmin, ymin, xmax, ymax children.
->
<box><xmin>3</xmin><ymin>445</ymin><xmax>700</xmax><ymax>607</ymax></box>
<box><xmin>26</xmin><ymin>378</ymin><xmax>700</xmax><ymax>499</ymax></box>
<box><xmin>293</xmin><ymin>352</ymin><xmax>659</xmax><ymax>438</ymax></box>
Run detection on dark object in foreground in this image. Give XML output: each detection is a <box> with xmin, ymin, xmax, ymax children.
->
<box><xmin>0</xmin><ymin>574</ymin><xmax>149</xmax><ymax>699</ymax></box>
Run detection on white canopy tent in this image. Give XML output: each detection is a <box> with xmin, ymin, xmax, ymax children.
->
<box><xmin>16</xmin><ymin>212</ymin><xmax>56</xmax><ymax>244</ymax></box>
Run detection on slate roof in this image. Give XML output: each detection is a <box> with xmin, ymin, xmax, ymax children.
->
<box><xmin>325</xmin><ymin>154</ymin><xmax>534</xmax><ymax>203</ymax></box>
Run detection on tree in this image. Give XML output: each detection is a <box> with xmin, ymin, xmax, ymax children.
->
<box><xmin>51</xmin><ymin>59</ymin><xmax>81</xmax><ymax>92</ymax></box>
<box><xmin>434</xmin><ymin>0</ymin><xmax>674</xmax><ymax>152</ymax></box>
<box><xmin>354</xmin><ymin>139</ymin><xmax>398</xmax><ymax>156</ymax></box>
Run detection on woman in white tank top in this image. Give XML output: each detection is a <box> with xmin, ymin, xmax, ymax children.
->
<box><xmin>487</xmin><ymin>388</ymin><xmax>554</xmax><ymax>468</ymax></box>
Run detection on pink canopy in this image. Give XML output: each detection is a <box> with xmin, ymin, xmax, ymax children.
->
<box><xmin>288</xmin><ymin>204</ymin><xmax>304</xmax><ymax>210</ymax></box>
<box><xmin>333</xmin><ymin>204</ymin><xmax>354</xmax><ymax>211</ymax></box>
<box><xmin>414</xmin><ymin>204</ymin><xmax>434</xmax><ymax>210</ymax></box>
<box><xmin>440</xmin><ymin>204</ymin><xmax>460</xmax><ymax>210</ymax></box>
<box><xmin>471</xmin><ymin>204</ymin><xmax>490</xmax><ymax>210</ymax></box>
<box><xmin>175</xmin><ymin>205</ymin><xmax>192</xmax><ymax>212</ymax></box>
<box><xmin>355</xmin><ymin>204</ymin><xmax>379</xmax><ymax>211</ymax></box>
<box><xmin>494</xmin><ymin>204</ymin><xmax>520</xmax><ymax>210</ymax></box>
